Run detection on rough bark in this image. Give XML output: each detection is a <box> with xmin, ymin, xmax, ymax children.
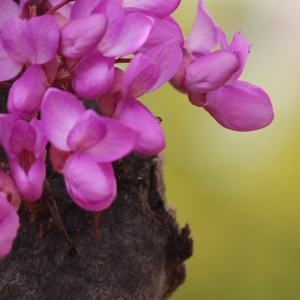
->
<box><xmin>0</xmin><ymin>153</ymin><xmax>193</xmax><ymax>300</ymax></box>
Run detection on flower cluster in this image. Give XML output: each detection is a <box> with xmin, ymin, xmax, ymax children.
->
<box><xmin>0</xmin><ymin>0</ymin><xmax>273</xmax><ymax>258</ymax></box>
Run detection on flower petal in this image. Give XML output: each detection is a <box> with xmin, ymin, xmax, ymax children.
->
<box><xmin>185</xmin><ymin>50</ymin><xmax>239</xmax><ymax>93</ymax></box>
<box><xmin>61</xmin><ymin>14</ymin><xmax>107</xmax><ymax>58</ymax></box>
<box><xmin>63</xmin><ymin>153</ymin><xmax>116</xmax><ymax>212</ymax></box>
<box><xmin>85</xmin><ymin>116</ymin><xmax>138</xmax><ymax>162</ymax></box>
<box><xmin>101</xmin><ymin>13</ymin><xmax>154</xmax><ymax>57</ymax></box>
<box><xmin>8</xmin><ymin>65</ymin><xmax>48</xmax><ymax>117</ymax></box>
<box><xmin>185</xmin><ymin>0</ymin><xmax>223</xmax><ymax>54</ymax></box>
<box><xmin>0</xmin><ymin>0</ymin><xmax>20</xmax><ymax>27</ymax></box>
<box><xmin>115</xmin><ymin>99</ymin><xmax>165</xmax><ymax>154</ymax></box>
<box><xmin>204</xmin><ymin>81</ymin><xmax>274</xmax><ymax>131</ymax></box>
<box><xmin>72</xmin><ymin>51</ymin><xmax>114</xmax><ymax>99</ymax></box>
<box><xmin>0</xmin><ymin>195</ymin><xmax>19</xmax><ymax>258</ymax></box>
<box><xmin>123</xmin><ymin>0</ymin><xmax>180</xmax><ymax>18</ymax></box>
<box><xmin>41</xmin><ymin>88</ymin><xmax>85</xmax><ymax>151</ymax></box>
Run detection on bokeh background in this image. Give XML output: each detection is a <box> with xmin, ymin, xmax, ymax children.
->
<box><xmin>143</xmin><ymin>0</ymin><xmax>300</xmax><ymax>299</ymax></box>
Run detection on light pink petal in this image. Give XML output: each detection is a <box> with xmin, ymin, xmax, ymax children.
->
<box><xmin>72</xmin><ymin>51</ymin><xmax>114</xmax><ymax>99</ymax></box>
<box><xmin>101</xmin><ymin>13</ymin><xmax>154</xmax><ymax>57</ymax></box>
<box><xmin>204</xmin><ymin>81</ymin><xmax>274</xmax><ymax>131</ymax></box>
<box><xmin>8</xmin><ymin>65</ymin><xmax>48</xmax><ymax>117</ymax></box>
<box><xmin>48</xmin><ymin>0</ymin><xmax>73</xmax><ymax>19</ymax></box>
<box><xmin>30</xmin><ymin>118</ymin><xmax>48</xmax><ymax>157</ymax></box>
<box><xmin>185</xmin><ymin>50</ymin><xmax>239</xmax><ymax>93</ymax></box>
<box><xmin>67</xmin><ymin>110</ymin><xmax>107</xmax><ymax>151</ymax></box>
<box><xmin>0</xmin><ymin>169</ymin><xmax>21</xmax><ymax>210</ymax></box>
<box><xmin>0</xmin><ymin>114</ymin><xmax>20</xmax><ymax>152</ymax></box>
<box><xmin>1</xmin><ymin>15</ymin><xmax>60</xmax><ymax>64</ymax></box>
<box><xmin>141</xmin><ymin>16</ymin><xmax>184</xmax><ymax>52</ymax></box>
<box><xmin>0</xmin><ymin>195</ymin><xmax>19</xmax><ymax>258</ymax></box>
<box><xmin>85</xmin><ymin>116</ymin><xmax>138</xmax><ymax>162</ymax></box>
<box><xmin>61</xmin><ymin>14</ymin><xmax>107</xmax><ymax>58</ymax></box>
<box><xmin>70</xmin><ymin>0</ymin><xmax>102</xmax><ymax>19</ymax></box>
<box><xmin>226</xmin><ymin>32</ymin><xmax>251</xmax><ymax>82</ymax></box>
<box><xmin>115</xmin><ymin>99</ymin><xmax>165</xmax><ymax>155</ymax></box>
<box><xmin>1</xmin><ymin>18</ymin><xmax>31</xmax><ymax>63</ymax></box>
<box><xmin>146</xmin><ymin>41</ymin><xmax>183</xmax><ymax>91</ymax></box>
<box><xmin>123</xmin><ymin>0</ymin><xmax>180</xmax><ymax>17</ymax></box>
<box><xmin>0</xmin><ymin>41</ymin><xmax>22</xmax><ymax>81</ymax></box>
<box><xmin>63</xmin><ymin>153</ymin><xmax>116</xmax><ymax>212</ymax></box>
<box><xmin>27</xmin><ymin>15</ymin><xmax>60</xmax><ymax>64</ymax></box>
<box><xmin>41</xmin><ymin>88</ymin><xmax>85</xmax><ymax>151</ymax></box>
<box><xmin>123</xmin><ymin>54</ymin><xmax>160</xmax><ymax>98</ymax></box>
<box><xmin>0</xmin><ymin>0</ymin><xmax>20</xmax><ymax>27</ymax></box>
<box><xmin>185</xmin><ymin>0</ymin><xmax>223</xmax><ymax>54</ymax></box>
<box><xmin>9</xmin><ymin>156</ymin><xmax>45</xmax><ymax>202</ymax></box>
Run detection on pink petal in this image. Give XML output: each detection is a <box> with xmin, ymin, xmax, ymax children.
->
<box><xmin>70</xmin><ymin>0</ymin><xmax>102</xmax><ymax>19</ymax></box>
<box><xmin>146</xmin><ymin>40</ymin><xmax>183</xmax><ymax>91</ymax></box>
<box><xmin>185</xmin><ymin>0</ymin><xmax>223</xmax><ymax>54</ymax></box>
<box><xmin>72</xmin><ymin>51</ymin><xmax>114</xmax><ymax>99</ymax></box>
<box><xmin>27</xmin><ymin>15</ymin><xmax>60</xmax><ymax>64</ymax></box>
<box><xmin>63</xmin><ymin>153</ymin><xmax>116</xmax><ymax>212</ymax></box>
<box><xmin>141</xmin><ymin>16</ymin><xmax>184</xmax><ymax>51</ymax></box>
<box><xmin>8</xmin><ymin>65</ymin><xmax>48</xmax><ymax>117</ymax></box>
<box><xmin>123</xmin><ymin>54</ymin><xmax>160</xmax><ymax>98</ymax></box>
<box><xmin>1</xmin><ymin>15</ymin><xmax>60</xmax><ymax>64</ymax></box>
<box><xmin>61</xmin><ymin>14</ymin><xmax>107</xmax><ymax>58</ymax></box>
<box><xmin>226</xmin><ymin>32</ymin><xmax>251</xmax><ymax>82</ymax></box>
<box><xmin>0</xmin><ymin>0</ymin><xmax>20</xmax><ymax>27</ymax></box>
<box><xmin>9</xmin><ymin>156</ymin><xmax>45</xmax><ymax>202</ymax></box>
<box><xmin>67</xmin><ymin>110</ymin><xmax>107</xmax><ymax>151</ymax></box>
<box><xmin>204</xmin><ymin>81</ymin><xmax>274</xmax><ymax>131</ymax></box>
<box><xmin>123</xmin><ymin>0</ymin><xmax>180</xmax><ymax>17</ymax></box>
<box><xmin>85</xmin><ymin>116</ymin><xmax>138</xmax><ymax>162</ymax></box>
<box><xmin>115</xmin><ymin>99</ymin><xmax>165</xmax><ymax>155</ymax></box>
<box><xmin>101</xmin><ymin>13</ymin><xmax>154</xmax><ymax>57</ymax></box>
<box><xmin>41</xmin><ymin>88</ymin><xmax>85</xmax><ymax>151</ymax></box>
<box><xmin>0</xmin><ymin>169</ymin><xmax>21</xmax><ymax>210</ymax></box>
<box><xmin>0</xmin><ymin>195</ymin><xmax>19</xmax><ymax>258</ymax></box>
<box><xmin>0</xmin><ymin>41</ymin><xmax>22</xmax><ymax>81</ymax></box>
<box><xmin>185</xmin><ymin>50</ymin><xmax>239</xmax><ymax>93</ymax></box>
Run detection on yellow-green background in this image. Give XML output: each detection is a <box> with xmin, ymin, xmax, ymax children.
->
<box><xmin>144</xmin><ymin>0</ymin><xmax>300</xmax><ymax>299</ymax></box>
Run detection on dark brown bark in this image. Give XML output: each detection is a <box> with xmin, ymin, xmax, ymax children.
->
<box><xmin>0</xmin><ymin>154</ymin><xmax>193</xmax><ymax>300</ymax></box>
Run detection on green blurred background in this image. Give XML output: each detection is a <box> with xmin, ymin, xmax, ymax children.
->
<box><xmin>143</xmin><ymin>0</ymin><xmax>300</xmax><ymax>299</ymax></box>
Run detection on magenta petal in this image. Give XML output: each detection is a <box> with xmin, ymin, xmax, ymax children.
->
<box><xmin>70</xmin><ymin>0</ymin><xmax>102</xmax><ymax>19</ymax></box>
<box><xmin>116</xmin><ymin>99</ymin><xmax>165</xmax><ymax>155</ymax></box>
<box><xmin>123</xmin><ymin>0</ymin><xmax>180</xmax><ymax>17</ymax></box>
<box><xmin>63</xmin><ymin>153</ymin><xmax>116</xmax><ymax>212</ymax></box>
<box><xmin>146</xmin><ymin>41</ymin><xmax>183</xmax><ymax>91</ymax></box>
<box><xmin>67</xmin><ymin>110</ymin><xmax>107</xmax><ymax>151</ymax></box>
<box><xmin>72</xmin><ymin>51</ymin><xmax>114</xmax><ymax>99</ymax></box>
<box><xmin>185</xmin><ymin>0</ymin><xmax>223</xmax><ymax>54</ymax></box>
<box><xmin>123</xmin><ymin>54</ymin><xmax>160</xmax><ymax>98</ymax></box>
<box><xmin>101</xmin><ymin>13</ymin><xmax>154</xmax><ymax>57</ymax></box>
<box><xmin>227</xmin><ymin>32</ymin><xmax>251</xmax><ymax>81</ymax></box>
<box><xmin>0</xmin><ymin>0</ymin><xmax>20</xmax><ymax>27</ymax></box>
<box><xmin>27</xmin><ymin>15</ymin><xmax>60</xmax><ymax>64</ymax></box>
<box><xmin>85</xmin><ymin>116</ymin><xmax>138</xmax><ymax>162</ymax></box>
<box><xmin>0</xmin><ymin>195</ymin><xmax>19</xmax><ymax>258</ymax></box>
<box><xmin>141</xmin><ymin>16</ymin><xmax>184</xmax><ymax>51</ymax></box>
<box><xmin>8</xmin><ymin>65</ymin><xmax>48</xmax><ymax>117</ymax></box>
<box><xmin>185</xmin><ymin>50</ymin><xmax>239</xmax><ymax>93</ymax></box>
<box><xmin>205</xmin><ymin>81</ymin><xmax>274</xmax><ymax>131</ymax></box>
<box><xmin>41</xmin><ymin>88</ymin><xmax>85</xmax><ymax>151</ymax></box>
<box><xmin>61</xmin><ymin>14</ymin><xmax>107</xmax><ymax>58</ymax></box>
<box><xmin>0</xmin><ymin>41</ymin><xmax>22</xmax><ymax>81</ymax></box>
<box><xmin>9</xmin><ymin>156</ymin><xmax>45</xmax><ymax>202</ymax></box>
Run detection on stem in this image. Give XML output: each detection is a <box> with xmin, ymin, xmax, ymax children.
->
<box><xmin>47</xmin><ymin>0</ymin><xmax>72</xmax><ymax>14</ymax></box>
<box><xmin>115</xmin><ymin>58</ymin><xmax>132</xmax><ymax>64</ymax></box>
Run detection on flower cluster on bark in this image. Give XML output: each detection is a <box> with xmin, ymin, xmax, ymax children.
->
<box><xmin>0</xmin><ymin>0</ymin><xmax>274</xmax><ymax>258</ymax></box>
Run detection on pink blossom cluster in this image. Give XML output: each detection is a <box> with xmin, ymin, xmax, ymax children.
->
<box><xmin>0</xmin><ymin>0</ymin><xmax>273</xmax><ymax>258</ymax></box>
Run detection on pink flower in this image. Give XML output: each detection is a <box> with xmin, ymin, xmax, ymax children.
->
<box><xmin>0</xmin><ymin>195</ymin><xmax>19</xmax><ymax>258</ymax></box>
<box><xmin>41</xmin><ymin>87</ymin><xmax>138</xmax><ymax>211</ymax></box>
